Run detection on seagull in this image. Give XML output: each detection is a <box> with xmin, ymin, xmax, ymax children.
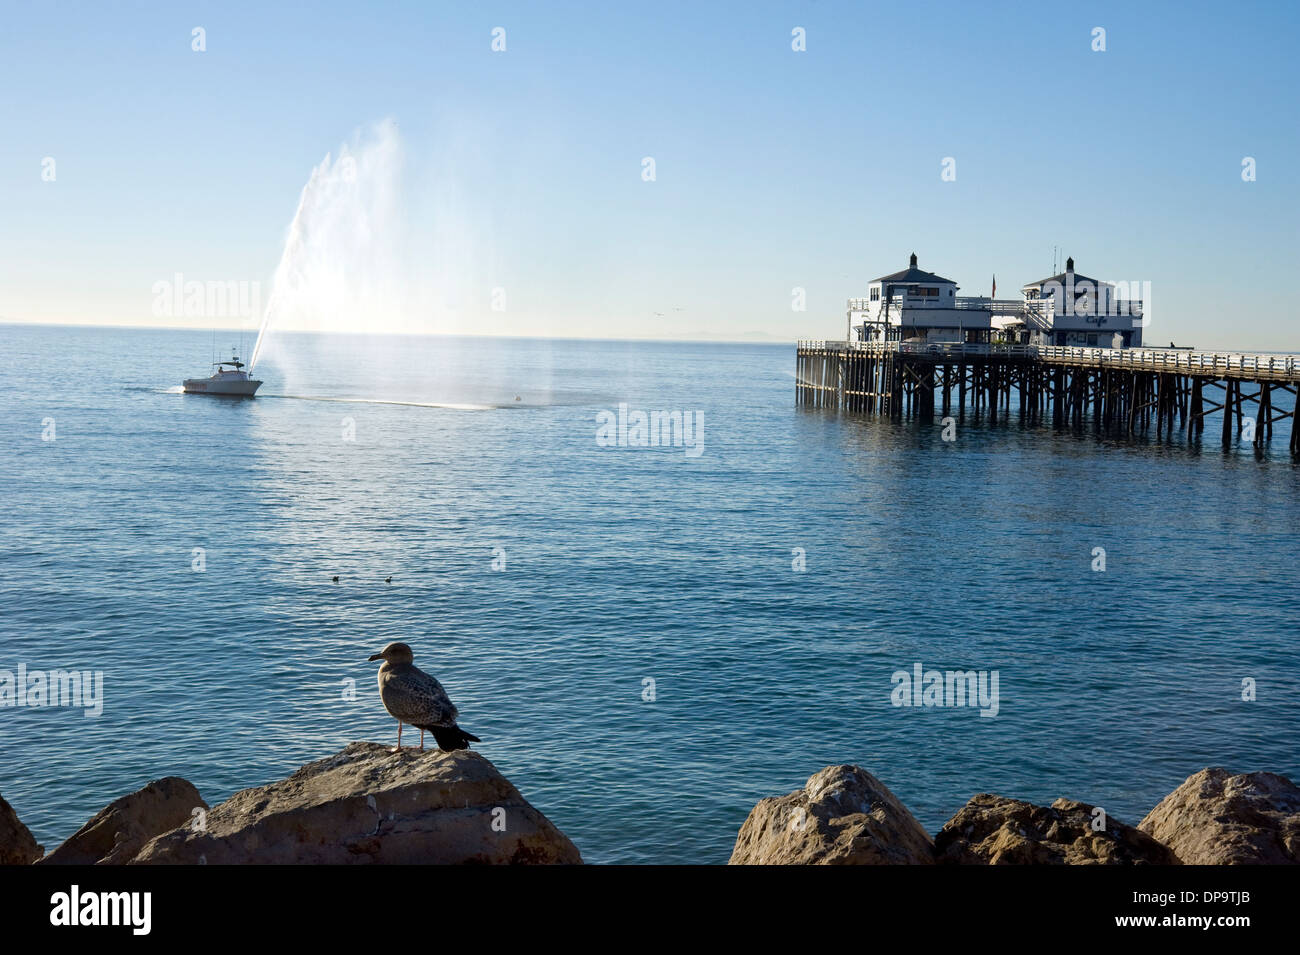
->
<box><xmin>367</xmin><ymin>642</ymin><xmax>480</xmax><ymax>753</ymax></box>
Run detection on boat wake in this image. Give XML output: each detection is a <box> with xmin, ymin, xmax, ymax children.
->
<box><xmin>131</xmin><ymin>386</ymin><xmax>505</xmax><ymax>410</ymax></box>
<box><xmin>260</xmin><ymin>393</ymin><xmax>503</xmax><ymax>411</ymax></box>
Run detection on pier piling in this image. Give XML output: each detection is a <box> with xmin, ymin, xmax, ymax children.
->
<box><xmin>795</xmin><ymin>340</ymin><xmax>1300</xmax><ymax>452</ymax></box>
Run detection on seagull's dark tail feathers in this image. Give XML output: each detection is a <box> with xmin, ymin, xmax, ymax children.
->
<box><xmin>429</xmin><ymin>724</ymin><xmax>481</xmax><ymax>752</ymax></box>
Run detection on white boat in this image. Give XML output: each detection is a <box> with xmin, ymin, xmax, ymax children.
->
<box><xmin>183</xmin><ymin>356</ymin><xmax>262</xmax><ymax>396</ymax></box>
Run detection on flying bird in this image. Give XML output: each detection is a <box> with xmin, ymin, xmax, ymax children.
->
<box><xmin>367</xmin><ymin>642</ymin><xmax>480</xmax><ymax>752</ymax></box>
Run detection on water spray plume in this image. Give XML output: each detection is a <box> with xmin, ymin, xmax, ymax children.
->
<box><xmin>249</xmin><ymin>121</ymin><xmax>406</xmax><ymax>370</ymax></box>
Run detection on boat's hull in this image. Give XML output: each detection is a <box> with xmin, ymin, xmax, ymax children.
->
<box><xmin>183</xmin><ymin>378</ymin><xmax>262</xmax><ymax>396</ymax></box>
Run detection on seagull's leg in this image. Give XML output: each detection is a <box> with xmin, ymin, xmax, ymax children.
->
<box><xmin>392</xmin><ymin>720</ymin><xmax>403</xmax><ymax>753</ymax></box>
<box><xmin>419</xmin><ymin>729</ymin><xmax>425</xmax><ymax>752</ymax></box>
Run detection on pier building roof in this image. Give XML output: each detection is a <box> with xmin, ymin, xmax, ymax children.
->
<box><xmin>1024</xmin><ymin>257</ymin><xmax>1111</xmax><ymax>290</ymax></box>
<box><xmin>873</xmin><ymin>253</ymin><xmax>956</xmax><ymax>287</ymax></box>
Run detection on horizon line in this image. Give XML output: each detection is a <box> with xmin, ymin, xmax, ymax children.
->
<box><xmin>0</xmin><ymin>318</ymin><xmax>799</xmax><ymax>347</ymax></box>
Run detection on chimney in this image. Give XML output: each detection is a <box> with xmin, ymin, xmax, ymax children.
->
<box><xmin>909</xmin><ymin>252</ymin><xmax>918</xmax><ymax>268</ymax></box>
<box><xmin>1065</xmin><ymin>256</ymin><xmax>1074</xmax><ymax>273</ymax></box>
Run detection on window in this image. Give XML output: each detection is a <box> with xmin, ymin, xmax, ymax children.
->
<box><xmin>870</xmin><ymin>288</ymin><xmax>879</xmax><ymax>301</ymax></box>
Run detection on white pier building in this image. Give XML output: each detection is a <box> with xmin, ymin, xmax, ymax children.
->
<box><xmin>849</xmin><ymin>253</ymin><xmax>1144</xmax><ymax>350</ymax></box>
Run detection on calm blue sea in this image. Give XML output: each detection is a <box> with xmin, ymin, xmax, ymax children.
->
<box><xmin>1</xmin><ymin>323</ymin><xmax>1298</xmax><ymax>864</ymax></box>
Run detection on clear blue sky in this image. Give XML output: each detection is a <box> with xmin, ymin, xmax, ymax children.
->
<box><xmin>1</xmin><ymin>0</ymin><xmax>1296</xmax><ymax>348</ymax></box>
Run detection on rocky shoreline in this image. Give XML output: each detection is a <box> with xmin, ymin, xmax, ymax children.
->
<box><xmin>729</xmin><ymin>765</ymin><xmax>1300</xmax><ymax>865</ymax></box>
<box><xmin>3</xmin><ymin>749</ymin><xmax>1297</xmax><ymax>864</ymax></box>
<box><xmin>2</xmin><ymin>743</ymin><xmax>581</xmax><ymax>866</ymax></box>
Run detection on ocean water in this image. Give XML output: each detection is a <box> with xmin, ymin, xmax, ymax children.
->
<box><xmin>1</xmin><ymin>323</ymin><xmax>1298</xmax><ymax>864</ymax></box>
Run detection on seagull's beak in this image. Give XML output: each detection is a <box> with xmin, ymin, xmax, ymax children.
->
<box><xmin>368</xmin><ymin>653</ymin><xmax>383</xmax><ymax>662</ymax></box>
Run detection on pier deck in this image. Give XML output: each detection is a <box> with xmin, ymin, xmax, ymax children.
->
<box><xmin>795</xmin><ymin>340</ymin><xmax>1300</xmax><ymax>452</ymax></box>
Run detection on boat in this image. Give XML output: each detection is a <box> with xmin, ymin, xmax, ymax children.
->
<box><xmin>182</xmin><ymin>355</ymin><xmax>262</xmax><ymax>396</ymax></box>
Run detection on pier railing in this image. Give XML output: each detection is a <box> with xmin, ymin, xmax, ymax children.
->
<box><xmin>952</xmin><ymin>297</ymin><xmax>1036</xmax><ymax>313</ymax></box>
<box><xmin>1035</xmin><ymin>345</ymin><xmax>1298</xmax><ymax>380</ymax></box>
<box><xmin>795</xmin><ymin>340</ymin><xmax>1300</xmax><ymax>382</ymax></box>
<box><xmin>846</xmin><ymin>298</ymin><xmax>1140</xmax><ymax>318</ymax></box>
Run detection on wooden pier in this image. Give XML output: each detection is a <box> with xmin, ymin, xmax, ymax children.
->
<box><xmin>795</xmin><ymin>341</ymin><xmax>1300</xmax><ymax>452</ymax></box>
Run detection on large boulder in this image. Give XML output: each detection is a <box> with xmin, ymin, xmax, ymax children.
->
<box><xmin>728</xmin><ymin>765</ymin><xmax>934</xmax><ymax>864</ymax></box>
<box><xmin>1138</xmin><ymin>768</ymin><xmax>1300</xmax><ymax>864</ymax></box>
<box><xmin>935</xmin><ymin>794</ymin><xmax>1178</xmax><ymax>865</ymax></box>
<box><xmin>132</xmin><ymin>742</ymin><xmax>581</xmax><ymax>864</ymax></box>
<box><xmin>0</xmin><ymin>795</ymin><xmax>43</xmax><ymax>865</ymax></box>
<box><xmin>39</xmin><ymin>777</ymin><xmax>206</xmax><ymax>865</ymax></box>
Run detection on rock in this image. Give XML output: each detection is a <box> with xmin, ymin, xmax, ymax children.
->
<box><xmin>0</xmin><ymin>794</ymin><xmax>43</xmax><ymax>865</ymax></box>
<box><xmin>728</xmin><ymin>765</ymin><xmax>934</xmax><ymax>864</ymax></box>
<box><xmin>39</xmin><ymin>777</ymin><xmax>206</xmax><ymax>865</ymax></box>
<box><xmin>1139</xmin><ymin>768</ymin><xmax>1300</xmax><ymax>864</ymax></box>
<box><xmin>934</xmin><ymin>793</ymin><xmax>1178</xmax><ymax>865</ymax></box>
<box><xmin>132</xmin><ymin>742</ymin><xmax>581</xmax><ymax>864</ymax></box>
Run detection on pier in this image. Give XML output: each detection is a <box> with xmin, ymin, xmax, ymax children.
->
<box><xmin>794</xmin><ymin>340</ymin><xmax>1300</xmax><ymax>452</ymax></box>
